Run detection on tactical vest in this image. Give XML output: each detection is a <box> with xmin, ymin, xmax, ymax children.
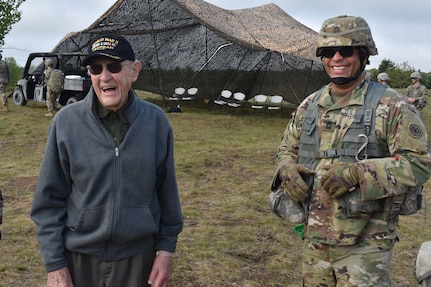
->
<box><xmin>47</xmin><ymin>69</ymin><xmax>64</xmax><ymax>92</ymax></box>
<box><xmin>407</xmin><ymin>85</ymin><xmax>427</xmax><ymax>109</ymax></box>
<box><xmin>298</xmin><ymin>81</ymin><xmax>388</xmax><ymax>169</ymax></box>
<box><xmin>296</xmin><ymin>81</ymin><xmax>421</xmax><ymax>219</ymax></box>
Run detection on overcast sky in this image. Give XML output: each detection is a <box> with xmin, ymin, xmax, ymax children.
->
<box><xmin>3</xmin><ymin>0</ymin><xmax>430</xmax><ymax>72</ymax></box>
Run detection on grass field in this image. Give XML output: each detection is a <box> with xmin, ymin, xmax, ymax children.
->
<box><xmin>0</xmin><ymin>90</ymin><xmax>430</xmax><ymax>286</ymax></box>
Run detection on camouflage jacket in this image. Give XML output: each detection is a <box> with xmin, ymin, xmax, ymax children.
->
<box><xmin>406</xmin><ymin>84</ymin><xmax>428</xmax><ymax>110</ymax></box>
<box><xmin>274</xmin><ymin>79</ymin><xmax>431</xmax><ymax>245</ymax></box>
<box><xmin>0</xmin><ymin>60</ymin><xmax>9</xmax><ymax>84</ymax></box>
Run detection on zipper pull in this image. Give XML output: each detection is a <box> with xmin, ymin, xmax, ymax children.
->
<box><xmin>115</xmin><ymin>147</ymin><xmax>119</xmax><ymax>157</ymax></box>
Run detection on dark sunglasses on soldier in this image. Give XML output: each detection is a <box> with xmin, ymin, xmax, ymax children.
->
<box><xmin>319</xmin><ymin>47</ymin><xmax>355</xmax><ymax>58</ymax></box>
<box><xmin>87</xmin><ymin>62</ymin><xmax>124</xmax><ymax>75</ymax></box>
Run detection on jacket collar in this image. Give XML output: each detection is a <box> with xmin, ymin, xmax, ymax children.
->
<box><xmin>318</xmin><ymin>79</ymin><xmax>370</xmax><ymax>110</ymax></box>
<box><xmin>85</xmin><ymin>87</ymin><xmax>140</xmax><ymax>123</ymax></box>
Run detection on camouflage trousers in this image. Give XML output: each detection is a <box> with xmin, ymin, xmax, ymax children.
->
<box><xmin>46</xmin><ymin>88</ymin><xmax>61</xmax><ymax>111</ymax></box>
<box><xmin>0</xmin><ymin>83</ymin><xmax>7</xmax><ymax>106</ymax></box>
<box><xmin>302</xmin><ymin>238</ymin><xmax>395</xmax><ymax>287</ymax></box>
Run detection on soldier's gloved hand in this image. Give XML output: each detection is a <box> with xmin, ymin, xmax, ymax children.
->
<box><xmin>279</xmin><ymin>164</ymin><xmax>315</xmax><ymax>203</ymax></box>
<box><xmin>320</xmin><ymin>162</ymin><xmax>359</xmax><ymax>198</ymax></box>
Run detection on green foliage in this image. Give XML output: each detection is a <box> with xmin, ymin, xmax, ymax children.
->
<box><xmin>0</xmin><ymin>0</ymin><xmax>25</xmax><ymax>46</ymax></box>
<box><xmin>368</xmin><ymin>58</ymin><xmax>430</xmax><ymax>90</ymax></box>
<box><xmin>378</xmin><ymin>58</ymin><xmax>396</xmax><ymax>71</ymax></box>
<box><xmin>420</xmin><ymin>72</ymin><xmax>431</xmax><ymax>89</ymax></box>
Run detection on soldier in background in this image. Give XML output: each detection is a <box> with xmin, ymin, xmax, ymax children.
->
<box><xmin>43</xmin><ymin>59</ymin><xmax>63</xmax><ymax>117</ymax></box>
<box><xmin>406</xmin><ymin>71</ymin><xmax>428</xmax><ymax>111</ymax></box>
<box><xmin>377</xmin><ymin>72</ymin><xmax>390</xmax><ymax>87</ymax></box>
<box><xmin>269</xmin><ymin>15</ymin><xmax>431</xmax><ymax>286</ymax></box>
<box><xmin>0</xmin><ymin>51</ymin><xmax>10</xmax><ymax>112</ymax></box>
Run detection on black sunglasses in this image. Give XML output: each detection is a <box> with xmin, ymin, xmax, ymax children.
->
<box><xmin>87</xmin><ymin>62</ymin><xmax>124</xmax><ymax>75</ymax></box>
<box><xmin>319</xmin><ymin>47</ymin><xmax>355</xmax><ymax>58</ymax></box>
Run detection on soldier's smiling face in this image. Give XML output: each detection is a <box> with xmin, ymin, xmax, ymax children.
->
<box><xmin>323</xmin><ymin>47</ymin><xmax>362</xmax><ymax>81</ymax></box>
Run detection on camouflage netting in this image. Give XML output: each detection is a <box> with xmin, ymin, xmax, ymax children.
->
<box><xmin>53</xmin><ymin>0</ymin><xmax>328</xmax><ymax>107</ymax></box>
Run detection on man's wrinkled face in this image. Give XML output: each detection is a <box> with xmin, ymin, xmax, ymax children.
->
<box><xmin>87</xmin><ymin>57</ymin><xmax>141</xmax><ymax>111</ymax></box>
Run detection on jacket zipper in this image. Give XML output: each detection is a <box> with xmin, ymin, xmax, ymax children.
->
<box><xmin>106</xmin><ymin>143</ymin><xmax>120</xmax><ymax>261</ymax></box>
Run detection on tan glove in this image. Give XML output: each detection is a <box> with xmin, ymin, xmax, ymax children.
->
<box><xmin>320</xmin><ymin>162</ymin><xmax>359</xmax><ymax>198</ymax></box>
<box><xmin>279</xmin><ymin>164</ymin><xmax>315</xmax><ymax>203</ymax></box>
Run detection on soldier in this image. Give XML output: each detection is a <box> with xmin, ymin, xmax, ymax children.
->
<box><xmin>43</xmin><ymin>59</ymin><xmax>63</xmax><ymax>117</ymax></box>
<box><xmin>377</xmin><ymin>72</ymin><xmax>390</xmax><ymax>87</ymax></box>
<box><xmin>269</xmin><ymin>15</ymin><xmax>431</xmax><ymax>286</ymax></box>
<box><xmin>406</xmin><ymin>71</ymin><xmax>428</xmax><ymax>111</ymax></box>
<box><xmin>0</xmin><ymin>51</ymin><xmax>10</xmax><ymax>112</ymax></box>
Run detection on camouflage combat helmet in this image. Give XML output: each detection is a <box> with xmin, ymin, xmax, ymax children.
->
<box><xmin>316</xmin><ymin>15</ymin><xmax>378</xmax><ymax>57</ymax></box>
<box><xmin>44</xmin><ymin>58</ymin><xmax>53</xmax><ymax>67</ymax></box>
<box><xmin>411</xmin><ymin>71</ymin><xmax>422</xmax><ymax>79</ymax></box>
<box><xmin>377</xmin><ymin>72</ymin><xmax>389</xmax><ymax>81</ymax></box>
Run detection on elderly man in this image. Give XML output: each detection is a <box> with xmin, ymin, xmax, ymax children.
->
<box><xmin>31</xmin><ymin>34</ymin><xmax>183</xmax><ymax>287</ymax></box>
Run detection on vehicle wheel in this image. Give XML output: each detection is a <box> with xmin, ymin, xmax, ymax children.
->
<box><xmin>12</xmin><ymin>88</ymin><xmax>27</xmax><ymax>106</ymax></box>
<box><xmin>66</xmin><ymin>97</ymin><xmax>78</xmax><ymax>105</ymax></box>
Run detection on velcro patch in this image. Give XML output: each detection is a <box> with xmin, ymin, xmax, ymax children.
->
<box><xmin>409</xmin><ymin>123</ymin><xmax>423</xmax><ymax>139</ymax></box>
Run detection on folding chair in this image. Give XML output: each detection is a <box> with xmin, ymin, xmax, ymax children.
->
<box><xmin>250</xmin><ymin>94</ymin><xmax>268</xmax><ymax>116</ymax></box>
<box><xmin>267</xmin><ymin>95</ymin><xmax>283</xmax><ymax>117</ymax></box>
<box><xmin>212</xmin><ymin>90</ymin><xmax>232</xmax><ymax>112</ymax></box>
<box><xmin>227</xmin><ymin>92</ymin><xmax>246</xmax><ymax>114</ymax></box>
<box><xmin>182</xmin><ymin>87</ymin><xmax>198</xmax><ymax>107</ymax></box>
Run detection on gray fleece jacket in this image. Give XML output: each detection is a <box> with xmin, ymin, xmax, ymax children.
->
<box><xmin>30</xmin><ymin>89</ymin><xmax>183</xmax><ymax>272</ymax></box>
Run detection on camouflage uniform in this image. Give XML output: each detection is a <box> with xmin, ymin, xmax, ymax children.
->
<box><xmin>271</xmin><ymin>15</ymin><xmax>431</xmax><ymax>287</ymax></box>
<box><xmin>406</xmin><ymin>73</ymin><xmax>428</xmax><ymax>111</ymax></box>
<box><xmin>0</xmin><ymin>53</ymin><xmax>9</xmax><ymax>112</ymax></box>
<box><xmin>44</xmin><ymin>59</ymin><xmax>62</xmax><ymax>116</ymax></box>
<box><xmin>274</xmin><ymin>80</ymin><xmax>431</xmax><ymax>286</ymax></box>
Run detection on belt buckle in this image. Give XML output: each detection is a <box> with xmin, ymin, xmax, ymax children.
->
<box><xmin>326</xmin><ymin>149</ymin><xmax>337</xmax><ymax>158</ymax></box>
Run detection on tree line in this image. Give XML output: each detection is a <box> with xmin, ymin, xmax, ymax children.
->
<box><xmin>368</xmin><ymin>58</ymin><xmax>430</xmax><ymax>91</ymax></box>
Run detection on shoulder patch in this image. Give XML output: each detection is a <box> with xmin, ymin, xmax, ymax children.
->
<box><xmin>398</xmin><ymin>107</ymin><xmax>428</xmax><ymax>152</ymax></box>
<box><xmin>409</xmin><ymin>123</ymin><xmax>423</xmax><ymax>139</ymax></box>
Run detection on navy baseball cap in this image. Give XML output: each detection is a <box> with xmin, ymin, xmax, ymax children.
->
<box><xmin>82</xmin><ymin>34</ymin><xmax>135</xmax><ymax>66</ymax></box>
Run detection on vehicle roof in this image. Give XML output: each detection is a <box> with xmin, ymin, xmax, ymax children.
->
<box><xmin>28</xmin><ymin>52</ymin><xmax>88</xmax><ymax>57</ymax></box>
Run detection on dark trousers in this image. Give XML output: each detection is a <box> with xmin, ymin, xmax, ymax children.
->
<box><xmin>65</xmin><ymin>247</ymin><xmax>156</xmax><ymax>287</ymax></box>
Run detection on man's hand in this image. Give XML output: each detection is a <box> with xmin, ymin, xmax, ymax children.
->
<box><xmin>279</xmin><ymin>164</ymin><xmax>315</xmax><ymax>202</ymax></box>
<box><xmin>148</xmin><ymin>251</ymin><xmax>174</xmax><ymax>287</ymax></box>
<box><xmin>47</xmin><ymin>267</ymin><xmax>74</xmax><ymax>287</ymax></box>
<box><xmin>320</xmin><ymin>162</ymin><xmax>359</xmax><ymax>198</ymax></box>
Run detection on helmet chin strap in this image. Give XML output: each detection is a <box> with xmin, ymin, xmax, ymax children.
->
<box><xmin>330</xmin><ymin>65</ymin><xmax>365</xmax><ymax>85</ymax></box>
